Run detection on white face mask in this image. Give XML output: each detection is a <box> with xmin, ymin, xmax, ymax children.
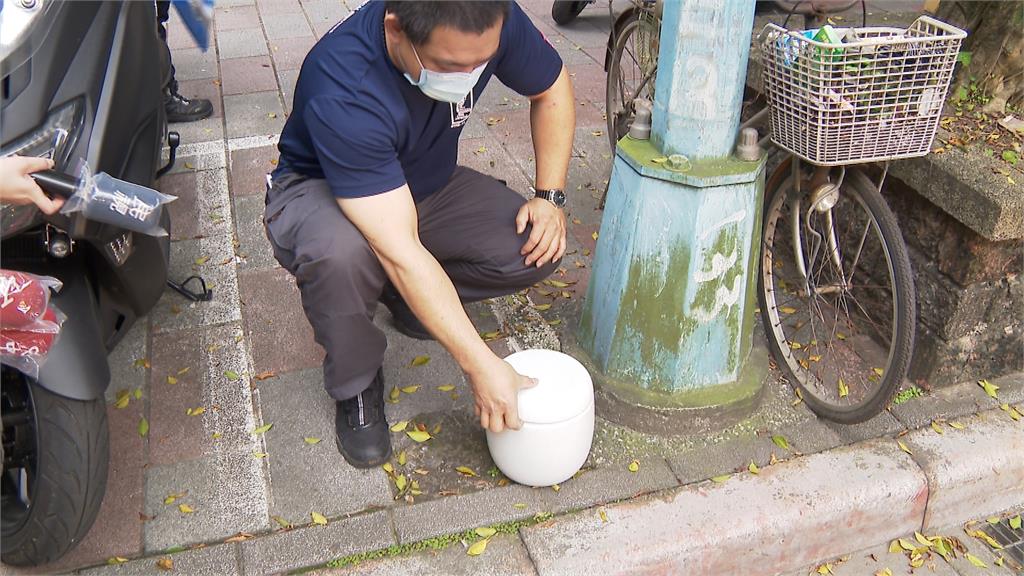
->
<box><xmin>403</xmin><ymin>42</ymin><xmax>487</xmax><ymax>104</ymax></box>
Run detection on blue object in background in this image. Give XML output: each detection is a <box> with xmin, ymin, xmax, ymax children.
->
<box><xmin>172</xmin><ymin>0</ymin><xmax>215</xmax><ymax>52</ymax></box>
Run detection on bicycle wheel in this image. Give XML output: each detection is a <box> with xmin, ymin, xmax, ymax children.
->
<box><xmin>605</xmin><ymin>13</ymin><xmax>659</xmax><ymax>151</ymax></box>
<box><xmin>758</xmin><ymin>157</ymin><xmax>916</xmax><ymax>423</ymax></box>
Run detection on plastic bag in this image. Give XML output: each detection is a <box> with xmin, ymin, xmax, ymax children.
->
<box><xmin>60</xmin><ymin>162</ymin><xmax>176</xmax><ymax>236</ymax></box>
<box><xmin>1</xmin><ymin>270</ymin><xmax>64</xmax><ymax>378</ymax></box>
<box><xmin>1</xmin><ymin>270</ymin><xmax>62</xmax><ymax>329</ymax></box>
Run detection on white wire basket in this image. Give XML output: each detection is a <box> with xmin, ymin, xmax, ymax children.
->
<box><xmin>760</xmin><ymin>16</ymin><xmax>967</xmax><ymax>165</ymax></box>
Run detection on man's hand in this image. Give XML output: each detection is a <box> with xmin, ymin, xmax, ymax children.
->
<box><xmin>0</xmin><ymin>156</ymin><xmax>63</xmax><ymax>215</ymax></box>
<box><xmin>469</xmin><ymin>357</ymin><xmax>538</xmax><ymax>433</ymax></box>
<box><xmin>516</xmin><ymin>197</ymin><xmax>566</xmax><ymax>268</ymax></box>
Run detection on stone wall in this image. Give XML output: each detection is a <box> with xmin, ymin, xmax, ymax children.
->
<box><xmin>881</xmin><ymin>176</ymin><xmax>1023</xmax><ymax>387</ymax></box>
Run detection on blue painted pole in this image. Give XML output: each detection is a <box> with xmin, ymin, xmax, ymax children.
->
<box><xmin>578</xmin><ymin>0</ymin><xmax>766</xmax><ymax>412</ymax></box>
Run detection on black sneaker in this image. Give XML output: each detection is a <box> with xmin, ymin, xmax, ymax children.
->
<box><xmin>335</xmin><ymin>369</ymin><xmax>392</xmax><ymax>468</ymax></box>
<box><xmin>379</xmin><ymin>284</ymin><xmax>433</xmax><ymax>340</ymax></box>
<box><xmin>165</xmin><ymin>90</ymin><xmax>214</xmax><ymax>123</ymax></box>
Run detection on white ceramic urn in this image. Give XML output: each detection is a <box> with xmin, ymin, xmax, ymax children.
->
<box><xmin>485</xmin><ymin>349</ymin><xmax>595</xmax><ymax>487</ymax></box>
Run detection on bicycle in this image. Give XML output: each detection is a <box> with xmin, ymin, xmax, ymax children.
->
<box><xmin>602</xmin><ymin>3</ymin><xmax>967</xmax><ymax>423</ymax></box>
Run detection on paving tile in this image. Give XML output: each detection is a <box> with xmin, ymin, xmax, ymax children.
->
<box><xmin>780</xmin><ymin>540</ymin><xmax>959</xmax><ymax>576</ymax></box>
<box><xmin>890</xmin><ymin>379</ymin><xmax>1001</xmax><ymax>430</ymax></box>
<box><xmin>302</xmin><ymin>0</ymin><xmax>349</xmax><ymax>31</ymax></box>
<box><xmin>667</xmin><ymin>433</ymin><xmax>780</xmax><ymax>485</ymax></box>
<box><xmin>256</xmin><ymin>0</ymin><xmax>301</xmax><ymax>16</ymax></box>
<box><xmin>219</xmin><ymin>0</ymin><xmax>256</xmax><ymax>6</ymax></box>
<box><xmin>159</xmin><ymin>168</ymin><xmax>232</xmax><ymax>241</ymax></box>
<box><xmin>554</xmin><ymin>21</ymin><xmax>610</xmax><ymax>49</ymax></box>
<box><xmin>170</xmin><ymin>47</ymin><xmax>218</xmax><ymax>81</ymax></box>
<box><xmin>229</xmin><ymin>145</ymin><xmax>278</xmax><ymax>196</ymax></box>
<box><xmin>566</xmin><ymin>61</ymin><xmax>606</xmax><ymax>105</ymax></box>
<box><xmin>215</xmin><ymin>5</ymin><xmax>261</xmax><ymax>32</ymax></box>
<box><xmin>148</xmin><ymin>323</ymin><xmax>255</xmax><ymax>466</ymax></box>
<box><xmin>76</xmin><ymin>544</ymin><xmax>242</xmax><ymax>576</ymax></box>
<box><xmin>143</xmin><ymin>449</ymin><xmax>270</xmax><ymax>553</ymax></box>
<box><xmin>238</xmin><ymin>267</ymin><xmax>324</xmax><ymax>375</ymax></box>
<box><xmin>257</xmin><ymin>368</ymin><xmax>392</xmax><ymax>525</ymax></box>
<box><xmin>269</xmin><ymin>36</ymin><xmax>317</xmax><ymax>70</ymax></box>
<box><xmin>391</xmin><ymin>459</ymin><xmax>678</xmax><ymax>544</ymax></box>
<box><xmin>263</xmin><ymin>12</ymin><xmax>314</xmax><ymax>40</ymax></box>
<box><xmin>224</xmin><ymin>91</ymin><xmax>286</xmax><ymax>138</ymax></box>
<box><xmin>310</xmin><ymin>533</ymin><xmax>537</xmax><ymax>576</ymax></box>
<box><xmin>233</xmin><ymin>195</ymin><xmax>278</xmax><ymax>271</ymax></box>
<box><xmin>151</xmin><ymin>235</ymin><xmax>241</xmax><ymax>333</ymax></box>
<box><xmin>457</xmin><ymin>136</ymin><xmax>532</xmax><ymax>196</ymax></box>
<box><xmin>217</xmin><ymin>28</ymin><xmax>269</xmax><ymax>60</ymax></box>
<box><xmin>105</xmin><ymin>320</ymin><xmax>150</xmax><ymax>404</ymax></box>
<box><xmin>219</xmin><ymin>55</ymin><xmax>278</xmax><ymax>96</ymax></box>
<box><xmin>238</xmin><ymin>510</ymin><xmax>393</xmax><ymax>575</ymax></box>
<box><xmin>277</xmin><ymin>68</ymin><xmax>301</xmax><ymax>113</ymax></box>
<box><xmin>162</xmin><ymin>140</ymin><xmax>227</xmax><ymax>177</ymax></box>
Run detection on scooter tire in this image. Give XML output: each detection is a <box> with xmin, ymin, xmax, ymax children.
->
<box><xmin>1</xmin><ymin>379</ymin><xmax>109</xmax><ymax>567</ymax></box>
<box><xmin>551</xmin><ymin>0</ymin><xmax>588</xmax><ymax>25</ymax></box>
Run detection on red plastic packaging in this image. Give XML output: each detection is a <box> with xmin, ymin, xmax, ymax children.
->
<box><xmin>0</xmin><ymin>270</ymin><xmax>61</xmax><ymax>329</ymax></box>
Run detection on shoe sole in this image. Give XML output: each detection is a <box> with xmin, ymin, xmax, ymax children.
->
<box><xmin>335</xmin><ymin>435</ymin><xmax>393</xmax><ymax>469</ymax></box>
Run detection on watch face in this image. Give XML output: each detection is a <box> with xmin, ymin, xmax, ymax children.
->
<box><xmin>553</xmin><ymin>190</ymin><xmax>567</xmax><ymax>206</ymax></box>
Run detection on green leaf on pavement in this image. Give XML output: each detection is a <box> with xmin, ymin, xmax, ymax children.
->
<box><xmin>272</xmin><ymin>515</ymin><xmax>293</xmax><ymax>529</ymax></box>
<box><xmin>395</xmin><ymin>474</ymin><xmax>407</xmax><ymax>491</ymax></box>
<box><xmin>1010</xmin><ymin>515</ymin><xmax>1022</xmax><ymax>530</ymax></box>
<box><xmin>311</xmin><ymin>511</ymin><xmax>328</xmax><ymax>526</ymax></box>
<box><xmin>628</xmin><ymin>460</ymin><xmax>640</xmax><ymax>473</ymax></box>
<box><xmin>252</xmin><ymin>423</ymin><xmax>273</xmax><ymax>435</ymax></box>
<box><xmin>303</xmin><ymin>437</ymin><xmax>321</xmax><ymax>444</ymax></box>
<box><xmin>411</xmin><ymin>355</ymin><xmax>430</xmax><ymax>366</ymax></box>
<box><xmin>771</xmin><ymin>435</ymin><xmax>791</xmax><ymax>451</ymax></box>
<box><xmin>898</xmin><ymin>538</ymin><xmax>916</xmax><ymax>551</ymax></box>
<box><xmin>224</xmin><ymin>370</ymin><xmax>240</xmax><ymax>381</ymax></box>
<box><xmin>748</xmin><ymin>461</ymin><xmax>760</xmax><ymax>474</ymax></box>
<box><xmin>711</xmin><ymin>475</ymin><xmax>730</xmax><ymax>483</ymax></box>
<box><xmin>138</xmin><ymin>417</ymin><xmax>149</xmax><ymax>437</ymax></box>
<box><xmin>115</xmin><ymin>390</ymin><xmax>131</xmax><ymax>409</ymax></box>
<box><xmin>988</xmin><ymin>517</ymin><xmax>1001</xmax><ymax>524</ymax></box>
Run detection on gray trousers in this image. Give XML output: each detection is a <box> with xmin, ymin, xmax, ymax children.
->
<box><xmin>263</xmin><ymin>167</ymin><xmax>558</xmax><ymax>401</ymax></box>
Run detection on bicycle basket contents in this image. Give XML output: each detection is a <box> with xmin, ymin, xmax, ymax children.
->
<box><xmin>760</xmin><ymin>16</ymin><xmax>967</xmax><ymax>165</ymax></box>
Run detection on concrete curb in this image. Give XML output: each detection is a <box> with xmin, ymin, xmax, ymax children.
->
<box><xmin>519</xmin><ymin>407</ymin><xmax>1024</xmax><ymax>576</ymax></box>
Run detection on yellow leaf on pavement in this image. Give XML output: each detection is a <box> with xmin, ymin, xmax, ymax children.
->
<box><xmin>252</xmin><ymin>423</ymin><xmax>273</xmax><ymax>435</ymax></box>
<box><xmin>978</xmin><ymin>379</ymin><xmax>999</xmax><ymax>398</ymax></box>
<box><xmin>1009</xmin><ymin>515</ymin><xmax>1021</xmax><ymax>530</ymax></box>
<box><xmin>407</xmin><ymin>430</ymin><xmax>431</xmax><ymax>442</ymax></box>
<box><xmin>390</xmin><ymin>421</ymin><xmax>409</xmax><ymax>432</ymax></box>
<box><xmin>311</xmin><ymin>511</ymin><xmax>328</xmax><ymax>526</ymax></box>
<box><xmin>115</xmin><ymin>391</ymin><xmax>131</xmax><ymax>409</ymax></box>
<box><xmin>914</xmin><ymin>531</ymin><xmax>932</xmax><ymax>547</ymax></box>
<box><xmin>931</xmin><ymin>421</ymin><xmax>944</xmax><ymax>435</ymax></box>
<box><xmin>303</xmin><ymin>437</ymin><xmax>321</xmax><ymax>444</ymax></box>
<box><xmin>897</xmin><ymin>440</ymin><xmax>912</xmax><ymax>455</ymax></box>
<box><xmin>838</xmin><ymin>378</ymin><xmax>849</xmax><ymax>398</ymax></box>
<box><xmin>178</xmin><ymin>503</ymin><xmax>194</xmax><ymax>514</ymax></box>
<box><xmin>382</xmin><ymin>463</ymin><xmax>394</xmax><ymax>474</ymax></box>
<box><xmin>874</xmin><ymin>568</ymin><xmax>892</xmax><ymax>576</ymax></box>
<box><xmin>748</xmin><ymin>461</ymin><xmax>760</xmax><ymax>474</ymax></box>
<box><xmin>816</xmin><ymin>563</ymin><xmax>833</xmax><ymax>575</ymax></box>
<box><xmin>599</xmin><ymin>508</ymin><xmax>609</xmax><ymax>522</ymax></box>
<box><xmin>898</xmin><ymin>538</ymin><xmax>916</xmax><ymax>551</ymax></box>
<box><xmin>475</xmin><ymin>527</ymin><xmax>497</xmax><ymax>538</ymax></box>
<box><xmin>966</xmin><ymin>553</ymin><xmax>987</xmax><ymax>568</ymax></box>
<box><xmin>388</xmin><ymin>386</ymin><xmax>400</xmax><ymax>403</ymax></box>
<box><xmin>138</xmin><ymin>417</ymin><xmax>149</xmax><ymax>437</ymax></box>
<box><xmin>456</xmin><ymin>466</ymin><xmax>478</xmax><ymax>477</ymax></box>
<box><xmin>887</xmin><ymin>540</ymin><xmax>902</xmax><ymax>554</ymax></box>
<box><xmin>400</xmin><ymin>385</ymin><xmax>420</xmax><ymax>394</ymax></box>
<box><xmin>779</xmin><ymin>306</ymin><xmax>797</xmax><ymax>314</ymax></box>
<box><xmin>467</xmin><ymin>538</ymin><xmax>489</xmax><ymax>556</ymax></box>
<box><xmin>437</xmin><ymin>384</ymin><xmax>455</xmax><ymax>392</ymax></box>
<box><xmin>591</xmin><ymin>232</ymin><xmax>599</xmax><ymax>241</ymax></box>
<box><xmin>167</xmin><ymin>376</ymin><xmax>178</xmax><ymax>385</ymax></box>
<box><xmin>949</xmin><ymin>421</ymin><xmax>966</xmax><ymax>430</ymax></box>
<box><xmin>411</xmin><ymin>355</ymin><xmax>430</xmax><ymax>366</ymax></box>
<box><xmin>628</xmin><ymin>460</ymin><xmax>639</xmax><ymax>473</ymax></box>
<box><xmin>395</xmin><ymin>474</ymin><xmax>407</xmax><ymax>491</ymax></box>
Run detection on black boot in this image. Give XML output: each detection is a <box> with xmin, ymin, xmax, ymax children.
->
<box><xmin>335</xmin><ymin>369</ymin><xmax>392</xmax><ymax>468</ymax></box>
<box><xmin>165</xmin><ymin>89</ymin><xmax>214</xmax><ymax>123</ymax></box>
<box><xmin>379</xmin><ymin>284</ymin><xmax>433</xmax><ymax>341</ymax></box>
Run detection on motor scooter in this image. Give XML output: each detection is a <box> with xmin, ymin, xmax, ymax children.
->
<box><xmin>1</xmin><ymin>0</ymin><xmax>178</xmax><ymax>565</ymax></box>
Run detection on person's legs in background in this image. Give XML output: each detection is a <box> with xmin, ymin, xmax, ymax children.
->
<box><xmin>156</xmin><ymin>0</ymin><xmax>214</xmax><ymax>123</ymax></box>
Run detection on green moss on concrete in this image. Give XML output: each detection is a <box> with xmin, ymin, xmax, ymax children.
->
<box><xmin>610</xmin><ymin>245</ymin><xmax>695</xmax><ymax>393</ymax></box>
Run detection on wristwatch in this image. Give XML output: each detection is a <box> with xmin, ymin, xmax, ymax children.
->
<box><xmin>532</xmin><ymin>187</ymin><xmax>567</xmax><ymax>208</ymax></box>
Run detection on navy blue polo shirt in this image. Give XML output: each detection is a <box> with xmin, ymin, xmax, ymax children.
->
<box><xmin>274</xmin><ymin>1</ymin><xmax>563</xmax><ymax>203</ymax></box>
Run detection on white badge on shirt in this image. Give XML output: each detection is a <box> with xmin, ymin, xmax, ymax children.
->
<box><xmin>450</xmin><ymin>92</ymin><xmax>474</xmax><ymax>128</ymax></box>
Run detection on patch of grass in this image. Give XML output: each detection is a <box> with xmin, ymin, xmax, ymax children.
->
<box><xmin>294</xmin><ymin>512</ymin><xmax>556</xmax><ymax>573</ymax></box>
<box><xmin>891</xmin><ymin>384</ymin><xmax>925</xmax><ymax>406</ymax></box>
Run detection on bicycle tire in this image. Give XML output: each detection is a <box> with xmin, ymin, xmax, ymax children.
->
<box><xmin>758</xmin><ymin>157</ymin><xmax>916</xmax><ymax>423</ymax></box>
<box><xmin>605</xmin><ymin>15</ymin><xmax>659</xmax><ymax>151</ymax></box>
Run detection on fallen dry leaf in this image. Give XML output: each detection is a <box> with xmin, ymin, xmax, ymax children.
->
<box><xmin>467</xmin><ymin>538</ymin><xmax>489</xmax><ymax>556</ymax></box>
<box><xmin>252</xmin><ymin>423</ymin><xmax>273</xmax><ymax>435</ymax></box>
<box><xmin>311</xmin><ymin>511</ymin><xmax>328</xmax><ymax>526</ymax></box>
<box><xmin>156</xmin><ymin>557</ymin><xmax>174</xmax><ymax>571</ymax></box>
<box><xmin>407</xmin><ymin>430</ymin><xmax>431</xmax><ymax>442</ymax></box>
<box><xmin>978</xmin><ymin>379</ymin><xmax>999</xmax><ymax>398</ymax></box>
<box><xmin>411</xmin><ymin>355</ymin><xmax>430</xmax><ymax>366</ymax></box>
<box><xmin>178</xmin><ymin>503</ymin><xmax>194</xmax><ymax>514</ymax></box>
<box><xmin>456</xmin><ymin>466</ymin><xmax>478</xmax><ymax>477</ymax></box>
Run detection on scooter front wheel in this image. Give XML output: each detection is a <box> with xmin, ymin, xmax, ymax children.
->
<box><xmin>1</xmin><ymin>369</ymin><xmax>110</xmax><ymax>566</ymax></box>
